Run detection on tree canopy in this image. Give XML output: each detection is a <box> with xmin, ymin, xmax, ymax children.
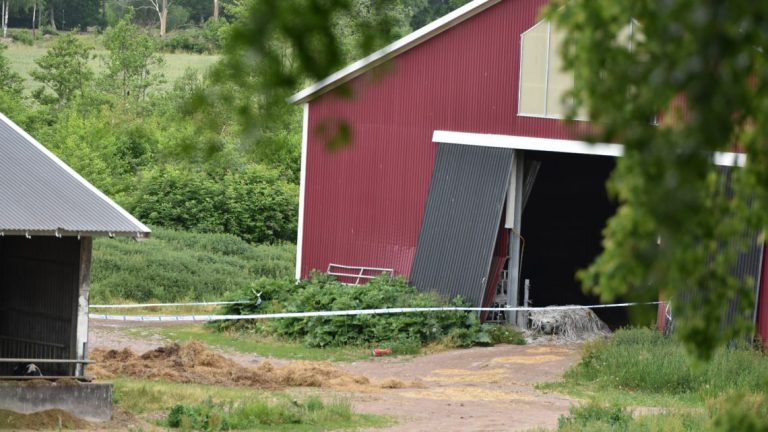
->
<box><xmin>545</xmin><ymin>0</ymin><xmax>768</xmax><ymax>359</ymax></box>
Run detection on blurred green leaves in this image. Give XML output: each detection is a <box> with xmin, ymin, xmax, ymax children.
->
<box><xmin>547</xmin><ymin>0</ymin><xmax>768</xmax><ymax>358</ymax></box>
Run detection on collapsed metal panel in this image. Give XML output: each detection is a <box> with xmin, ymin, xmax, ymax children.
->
<box><xmin>410</xmin><ymin>143</ymin><xmax>515</xmax><ymax>306</ymax></box>
<box><xmin>674</xmin><ymin>168</ymin><xmax>764</xmax><ymax>335</ymax></box>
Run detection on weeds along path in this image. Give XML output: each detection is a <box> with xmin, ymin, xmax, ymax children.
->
<box><xmin>88</xmin><ymin>321</ymin><xmax>580</xmax><ymax>431</ymax></box>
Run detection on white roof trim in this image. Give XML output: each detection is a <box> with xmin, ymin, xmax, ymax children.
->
<box><xmin>432</xmin><ymin>130</ymin><xmax>747</xmax><ymax>167</ymax></box>
<box><xmin>289</xmin><ymin>0</ymin><xmax>502</xmax><ymax>104</ymax></box>
<box><xmin>0</xmin><ymin>112</ymin><xmax>152</xmax><ymax>236</ymax></box>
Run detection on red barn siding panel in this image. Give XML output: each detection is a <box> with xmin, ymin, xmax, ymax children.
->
<box><xmin>758</xmin><ymin>246</ymin><xmax>768</xmax><ymax>344</ymax></box>
<box><xmin>301</xmin><ymin>0</ymin><xmax>582</xmax><ymax>279</ymax></box>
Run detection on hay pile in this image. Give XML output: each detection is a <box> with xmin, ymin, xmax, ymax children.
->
<box><xmin>89</xmin><ymin>342</ymin><xmax>404</xmax><ymax>391</ymax></box>
<box><xmin>527</xmin><ymin>306</ymin><xmax>610</xmax><ymax>342</ymax></box>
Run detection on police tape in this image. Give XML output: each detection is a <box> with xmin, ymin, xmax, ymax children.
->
<box><xmin>89</xmin><ymin>301</ymin><xmax>250</xmax><ymax>309</ymax></box>
<box><xmin>88</xmin><ymin>301</ymin><xmax>662</xmax><ymax>322</ymax></box>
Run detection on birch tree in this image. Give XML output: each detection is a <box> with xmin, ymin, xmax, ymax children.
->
<box><xmin>1</xmin><ymin>0</ymin><xmax>10</xmax><ymax>39</ymax></box>
<box><xmin>145</xmin><ymin>0</ymin><xmax>170</xmax><ymax>37</ymax></box>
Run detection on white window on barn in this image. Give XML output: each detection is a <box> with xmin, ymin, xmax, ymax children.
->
<box><xmin>518</xmin><ymin>20</ymin><xmax>638</xmax><ymax>120</ymax></box>
<box><xmin>518</xmin><ymin>20</ymin><xmax>575</xmax><ymax>119</ymax></box>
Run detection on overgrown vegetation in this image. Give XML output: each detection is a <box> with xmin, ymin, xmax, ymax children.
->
<box><xmin>213</xmin><ymin>274</ymin><xmax>525</xmax><ymax>352</ymax></box>
<box><xmin>540</xmin><ymin>328</ymin><xmax>768</xmax><ymax>431</ymax></box>
<box><xmin>560</xmin><ymin>328</ymin><xmax>768</xmax><ymax>399</ymax></box>
<box><xmin>166</xmin><ymin>396</ymin><xmax>362</xmax><ymax>431</ymax></box>
<box><xmin>550</xmin><ymin>395</ymin><xmax>768</xmax><ymax>432</ymax></box>
<box><xmin>91</xmin><ymin>227</ymin><xmax>294</xmax><ymax>303</ymax></box>
<box><xmin>112</xmin><ymin>379</ymin><xmax>390</xmax><ymax>431</ymax></box>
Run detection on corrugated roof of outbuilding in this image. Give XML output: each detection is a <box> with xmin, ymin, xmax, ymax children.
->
<box><xmin>0</xmin><ymin>113</ymin><xmax>151</xmax><ymax>239</ymax></box>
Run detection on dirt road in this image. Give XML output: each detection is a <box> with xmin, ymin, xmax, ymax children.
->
<box><xmin>89</xmin><ymin>322</ymin><xmax>579</xmax><ymax>431</ymax></box>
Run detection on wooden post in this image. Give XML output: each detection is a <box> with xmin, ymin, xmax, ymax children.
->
<box><xmin>75</xmin><ymin>237</ymin><xmax>92</xmax><ymax>377</ymax></box>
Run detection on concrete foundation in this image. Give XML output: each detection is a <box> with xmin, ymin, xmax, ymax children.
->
<box><xmin>0</xmin><ymin>382</ymin><xmax>112</xmax><ymax>422</ymax></box>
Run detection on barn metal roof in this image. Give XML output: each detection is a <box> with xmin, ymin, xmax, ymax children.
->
<box><xmin>289</xmin><ymin>0</ymin><xmax>502</xmax><ymax>104</ymax></box>
<box><xmin>0</xmin><ymin>113</ymin><xmax>151</xmax><ymax>239</ymax></box>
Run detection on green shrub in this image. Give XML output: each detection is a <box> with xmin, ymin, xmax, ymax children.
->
<box><xmin>708</xmin><ymin>393</ymin><xmax>768</xmax><ymax>432</ymax></box>
<box><xmin>162</xmin><ymin>20</ymin><xmax>228</xmax><ymax>54</ymax></box>
<box><xmin>557</xmin><ymin>403</ymin><xmax>631</xmax><ymax>431</ymax></box>
<box><xmin>9</xmin><ymin>29</ymin><xmax>35</xmax><ymax>45</ymax></box>
<box><xmin>132</xmin><ymin>164</ymin><xmax>298</xmax><ymax>244</ymax></box>
<box><xmin>482</xmin><ymin>323</ymin><xmax>527</xmax><ymax>345</ymax></box>
<box><xmin>215</xmin><ymin>274</ymin><xmax>489</xmax><ymax>349</ymax></box>
<box><xmin>40</xmin><ymin>25</ymin><xmax>58</xmax><ymax>36</ymax></box>
<box><xmin>91</xmin><ymin>227</ymin><xmax>295</xmax><ymax>303</ymax></box>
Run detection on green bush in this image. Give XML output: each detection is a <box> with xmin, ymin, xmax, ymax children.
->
<box><xmin>162</xmin><ymin>20</ymin><xmax>228</xmax><ymax>54</ymax></box>
<box><xmin>132</xmin><ymin>164</ymin><xmax>298</xmax><ymax>244</ymax></box>
<box><xmin>91</xmin><ymin>227</ymin><xmax>295</xmax><ymax>303</ymax></box>
<box><xmin>483</xmin><ymin>323</ymin><xmax>526</xmax><ymax>345</ymax></box>
<box><xmin>9</xmin><ymin>29</ymin><xmax>35</xmax><ymax>45</ymax></box>
<box><xmin>215</xmin><ymin>274</ymin><xmax>508</xmax><ymax>349</ymax></box>
<box><xmin>40</xmin><ymin>25</ymin><xmax>58</xmax><ymax>36</ymax></box>
<box><xmin>557</xmin><ymin>403</ymin><xmax>632</xmax><ymax>431</ymax></box>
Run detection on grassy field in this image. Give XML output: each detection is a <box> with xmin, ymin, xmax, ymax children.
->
<box><xmin>537</xmin><ymin>328</ymin><xmax>768</xmax><ymax>431</ymax></box>
<box><xmin>123</xmin><ymin>324</ymin><xmax>372</xmax><ymax>362</ymax></box>
<box><xmin>2</xmin><ymin>34</ymin><xmax>218</xmax><ymax>92</ymax></box>
<box><xmin>113</xmin><ymin>379</ymin><xmax>391</xmax><ymax>431</ymax></box>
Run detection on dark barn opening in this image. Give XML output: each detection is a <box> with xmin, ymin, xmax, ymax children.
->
<box><xmin>519</xmin><ymin>151</ymin><xmax>628</xmax><ymax>328</ymax></box>
<box><xmin>0</xmin><ymin>236</ymin><xmax>82</xmax><ymax>377</ymax></box>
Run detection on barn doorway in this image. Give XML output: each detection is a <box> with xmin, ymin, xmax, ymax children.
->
<box><xmin>517</xmin><ymin>151</ymin><xmax>628</xmax><ymax>328</ymax></box>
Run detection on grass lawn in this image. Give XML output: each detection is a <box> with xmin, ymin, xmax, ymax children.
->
<box><xmin>2</xmin><ymin>35</ymin><xmax>218</xmax><ymax>92</ymax></box>
<box><xmin>112</xmin><ymin>378</ymin><xmax>392</xmax><ymax>431</ymax></box>
<box><xmin>537</xmin><ymin>328</ymin><xmax>768</xmax><ymax>431</ymax></box>
<box><xmin>123</xmin><ymin>324</ymin><xmax>372</xmax><ymax>362</ymax></box>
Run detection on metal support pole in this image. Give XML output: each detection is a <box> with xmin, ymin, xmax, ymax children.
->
<box><xmin>506</xmin><ymin>153</ymin><xmax>525</xmax><ymax>325</ymax></box>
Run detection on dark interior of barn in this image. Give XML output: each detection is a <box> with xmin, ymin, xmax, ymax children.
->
<box><xmin>0</xmin><ymin>236</ymin><xmax>80</xmax><ymax>376</ymax></box>
<box><xmin>518</xmin><ymin>151</ymin><xmax>629</xmax><ymax>329</ymax></box>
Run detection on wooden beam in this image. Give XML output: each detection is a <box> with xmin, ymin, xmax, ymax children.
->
<box><xmin>74</xmin><ymin>237</ymin><xmax>92</xmax><ymax>377</ymax></box>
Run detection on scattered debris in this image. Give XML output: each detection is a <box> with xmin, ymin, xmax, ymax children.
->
<box><xmin>372</xmin><ymin>348</ymin><xmax>393</xmax><ymax>357</ymax></box>
<box><xmin>89</xmin><ymin>342</ymin><xmax>415</xmax><ymax>391</ymax></box>
<box><xmin>491</xmin><ymin>355</ymin><xmax>563</xmax><ymax>365</ymax></box>
<box><xmin>527</xmin><ymin>307</ymin><xmax>610</xmax><ymax>343</ymax></box>
<box><xmin>400</xmin><ymin>387</ymin><xmax>533</xmax><ymax>402</ymax></box>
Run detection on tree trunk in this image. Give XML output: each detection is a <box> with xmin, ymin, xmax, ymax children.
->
<box><xmin>49</xmin><ymin>6</ymin><xmax>56</xmax><ymax>31</ymax></box>
<box><xmin>213</xmin><ymin>0</ymin><xmax>219</xmax><ymax>20</ymax></box>
<box><xmin>1</xmin><ymin>1</ymin><xmax>8</xmax><ymax>39</ymax></box>
<box><xmin>159</xmin><ymin>0</ymin><xmax>167</xmax><ymax>37</ymax></box>
<box><xmin>31</xmin><ymin>2</ymin><xmax>36</xmax><ymax>39</ymax></box>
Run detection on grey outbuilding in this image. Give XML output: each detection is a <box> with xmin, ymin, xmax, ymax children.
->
<box><xmin>0</xmin><ymin>112</ymin><xmax>150</xmax><ymax>420</ymax></box>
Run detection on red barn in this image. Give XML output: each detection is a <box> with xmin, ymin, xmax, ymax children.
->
<box><xmin>290</xmin><ymin>0</ymin><xmax>767</xmax><ymax>334</ymax></box>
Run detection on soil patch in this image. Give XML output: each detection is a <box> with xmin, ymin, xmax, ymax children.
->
<box><xmin>90</xmin><ymin>342</ymin><xmax>410</xmax><ymax>391</ymax></box>
<box><xmin>400</xmin><ymin>387</ymin><xmax>535</xmax><ymax>402</ymax></box>
<box><xmin>491</xmin><ymin>354</ymin><xmax>564</xmax><ymax>364</ymax></box>
<box><xmin>0</xmin><ymin>409</ymin><xmax>90</xmax><ymax>430</ymax></box>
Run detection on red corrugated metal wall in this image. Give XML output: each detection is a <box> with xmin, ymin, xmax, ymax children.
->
<box><xmin>301</xmin><ymin>0</ymin><xmax>586</xmax><ymax>278</ymax></box>
<box><xmin>757</xmin><ymin>246</ymin><xmax>768</xmax><ymax>343</ymax></box>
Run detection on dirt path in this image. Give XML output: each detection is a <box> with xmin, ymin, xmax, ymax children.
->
<box><xmin>342</xmin><ymin>344</ymin><xmax>578</xmax><ymax>431</ymax></box>
<box><xmin>89</xmin><ymin>322</ymin><xmax>579</xmax><ymax>431</ymax></box>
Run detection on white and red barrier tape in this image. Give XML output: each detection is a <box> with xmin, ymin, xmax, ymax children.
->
<box><xmin>88</xmin><ymin>301</ymin><xmax>661</xmax><ymax>322</ymax></box>
<box><xmin>89</xmin><ymin>301</ymin><xmax>250</xmax><ymax>309</ymax></box>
